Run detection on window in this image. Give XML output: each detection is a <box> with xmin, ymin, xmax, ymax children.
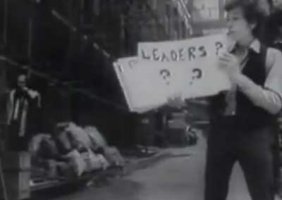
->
<box><xmin>191</xmin><ymin>0</ymin><xmax>220</xmax><ymax>23</ymax></box>
<box><xmin>93</xmin><ymin>0</ymin><xmax>100</xmax><ymax>16</ymax></box>
<box><xmin>165</xmin><ymin>3</ymin><xmax>171</xmax><ymax>18</ymax></box>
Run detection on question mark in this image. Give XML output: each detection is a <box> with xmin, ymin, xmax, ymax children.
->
<box><xmin>215</xmin><ymin>41</ymin><xmax>223</xmax><ymax>55</ymax></box>
<box><xmin>160</xmin><ymin>69</ymin><xmax>171</xmax><ymax>85</ymax></box>
<box><xmin>190</xmin><ymin>68</ymin><xmax>202</xmax><ymax>85</ymax></box>
<box><xmin>128</xmin><ymin>60</ymin><xmax>138</xmax><ymax>69</ymax></box>
<box><xmin>116</xmin><ymin>63</ymin><xmax>123</xmax><ymax>73</ymax></box>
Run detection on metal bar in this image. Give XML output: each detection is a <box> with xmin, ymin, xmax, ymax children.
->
<box><xmin>3</xmin><ymin>0</ymin><xmax>8</xmax><ymax>46</ymax></box>
<box><xmin>51</xmin><ymin>9</ymin><xmax>77</xmax><ymax>32</ymax></box>
<box><xmin>0</xmin><ymin>55</ymin><xmax>127</xmax><ymax>111</ymax></box>
<box><xmin>0</xmin><ymin>159</ymin><xmax>9</xmax><ymax>200</ymax></box>
<box><xmin>28</xmin><ymin>19</ymin><xmax>33</xmax><ymax>59</ymax></box>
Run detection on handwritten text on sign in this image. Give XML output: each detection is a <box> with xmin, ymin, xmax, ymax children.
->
<box><xmin>138</xmin><ymin>34</ymin><xmax>231</xmax><ymax>99</ymax></box>
<box><xmin>114</xmin><ymin>57</ymin><xmax>173</xmax><ymax>113</ymax></box>
<box><xmin>138</xmin><ymin>34</ymin><xmax>226</xmax><ymax>63</ymax></box>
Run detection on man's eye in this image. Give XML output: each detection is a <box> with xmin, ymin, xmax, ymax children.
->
<box><xmin>229</xmin><ymin>17</ymin><xmax>238</xmax><ymax>21</ymax></box>
<box><xmin>227</xmin><ymin>15</ymin><xmax>240</xmax><ymax>20</ymax></box>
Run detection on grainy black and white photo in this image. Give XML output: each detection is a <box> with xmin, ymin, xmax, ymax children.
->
<box><xmin>1</xmin><ymin>0</ymin><xmax>282</xmax><ymax>200</ymax></box>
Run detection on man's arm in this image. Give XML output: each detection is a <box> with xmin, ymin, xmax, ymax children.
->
<box><xmin>6</xmin><ymin>90</ymin><xmax>14</xmax><ymax>124</ymax></box>
<box><xmin>234</xmin><ymin>75</ymin><xmax>282</xmax><ymax>114</ymax></box>
<box><xmin>234</xmin><ymin>48</ymin><xmax>282</xmax><ymax>114</ymax></box>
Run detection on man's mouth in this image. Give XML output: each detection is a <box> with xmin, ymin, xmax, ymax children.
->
<box><xmin>227</xmin><ymin>30</ymin><xmax>234</xmax><ymax>35</ymax></box>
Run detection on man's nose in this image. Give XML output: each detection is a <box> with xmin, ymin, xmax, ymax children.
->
<box><xmin>226</xmin><ymin>19</ymin><xmax>233</xmax><ymax>29</ymax></box>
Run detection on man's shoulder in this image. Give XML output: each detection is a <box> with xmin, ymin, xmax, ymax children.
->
<box><xmin>9</xmin><ymin>89</ymin><xmax>16</xmax><ymax>95</ymax></box>
<box><xmin>265</xmin><ymin>47</ymin><xmax>282</xmax><ymax>72</ymax></box>
<box><xmin>267</xmin><ymin>47</ymin><xmax>282</xmax><ymax>55</ymax></box>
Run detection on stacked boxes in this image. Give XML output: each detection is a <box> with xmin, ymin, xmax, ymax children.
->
<box><xmin>2</xmin><ymin>152</ymin><xmax>31</xmax><ymax>200</ymax></box>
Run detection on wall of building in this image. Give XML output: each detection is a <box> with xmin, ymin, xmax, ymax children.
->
<box><xmin>0</xmin><ymin>0</ymin><xmax>194</xmax><ymax>147</ymax></box>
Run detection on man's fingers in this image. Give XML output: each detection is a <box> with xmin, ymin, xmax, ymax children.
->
<box><xmin>218</xmin><ymin>58</ymin><xmax>231</xmax><ymax>65</ymax></box>
<box><xmin>218</xmin><ymin>57</ymin><xmax>230</xmax><ymax>62</ymax></box>
<box><xmin>219</xmin><ymin>51</ymin><xmax>235</xmax><ymax>59</ymax></box>
<box><xmin>218</xmin><ymin>51</ymin><xmax>232</xmax><ymax>58</ymax></box>
<box><xmin>167</xmin><ymin>97</ymin><xmax>184</xmax><ymax>108</ymax></box>
<box><xmin>219</xmin><ymin>53</ymin><xmax>232</xmax><ymax>59</ymax></box>
<box><xmin>223</xmin><ymin>52</ymin><xmax>233</xmax><ymax>57</ymax></box>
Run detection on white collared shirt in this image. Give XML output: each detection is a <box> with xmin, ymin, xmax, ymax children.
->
<box><xmin>224</xmin><ymin>39</ymin><xmax>282</xmax><ymax>115</ymax></box>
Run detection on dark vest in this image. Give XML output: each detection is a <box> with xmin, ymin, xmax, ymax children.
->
<box><xmin>209</xmin><ymin>45</ymin><xmax>276</xmax><ymax>130</ymax></box>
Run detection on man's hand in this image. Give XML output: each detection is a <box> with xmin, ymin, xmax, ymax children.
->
<box><xmin>167</xmin><ymin>95</ymin><xmax>185</xmax><ymax>109</ymax></box>
<box><xmin>27</xmin><ymin>90</ymin><xmax>39</xmax><ymax>99</ymax></box>
<box><xmin>218</xmin><ymin>52</ymin><xmax>242</xmax><ymax>84</ymax></box>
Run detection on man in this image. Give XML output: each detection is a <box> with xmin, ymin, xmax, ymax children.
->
<box><xmin>206</xmin><ymin>0</ymin><xmax>282</xmax><ymax>200</ymax></box>
<box><xmin>273</xmin><ymin>0</ymin><xmax>282</xmax><ymax>10</ymax></box>
<box><xmin>256</xmin><ymin>0</ymin><xmax>272</xmax><ymax>15</ymax></box>
<box><xmin>266</xmin><ymin>10</ymin><xmax>282</xmax><ymax>48</ymax></box>
<box><xmin>265</xmin><ymin>8</ymin><xmax>282</xmax><ymax>196</ymax></box>
<box><xmin>7</xmin><ymin>73</ymin><xmax>41</xmax><ymax>151</ymax></box>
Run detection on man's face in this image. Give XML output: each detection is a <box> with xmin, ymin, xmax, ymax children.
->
<box><xmin>226</xmin><ymin>7</ymin><xmax>254</xmax><ymax>46</ymax></box>
<box><xmin>257</xmin><ymin>0</ymin><xmax>271</xmax><ymax>16</ymax></box>
<box><xmin>273</xmin><ymin>0</ymin><xmax>282</xmax><ymax>10</ymax></box>
<box><xmin>17</xmin><ymin>75</ymin><xmax>27</xmax><ymax>89</ymax></box>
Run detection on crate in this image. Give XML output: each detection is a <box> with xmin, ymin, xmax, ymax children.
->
<box><xmin>4</xmin><ymin>170</ymin><xmax>30</xmax><ymax>200</ymax></box>
<box><xmin>166</xmin><ymin>128</ymin><xmax>187</xmax><ymax>146</ymax></box>
<box><xmin>168</xmin><ymin>119</ymin><xmax>186</xmax><ymax>129</ymax></box>
<box><xmin>2</xmin><ymin>152</ymin><xmax>31</xmax><ymax>171</ymax></box>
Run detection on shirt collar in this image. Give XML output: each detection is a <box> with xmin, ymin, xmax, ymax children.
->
<box><xmin>249</xmin><ymin>39</ymin><xmax>260</xmax><ymax>53</ymax></box>
<box><xmin>230</xmin><ymin>39</ymin><xmax>261</xmax><ymax>54</ymax></box>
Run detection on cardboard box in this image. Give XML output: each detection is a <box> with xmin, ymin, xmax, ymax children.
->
<box><xmin>166</xmin><ymin>128</ymin><xmax>187</xmax><ymax>146</ymax></box>
<box><xmin>4</xmin><ymin>170</ymin><xmax>30</xmax><ymax>200</ymax></box>
<box><xmin>2</xmin><ymin>152</ymin><xmax>31</xmax><ymax>171</ymax></box>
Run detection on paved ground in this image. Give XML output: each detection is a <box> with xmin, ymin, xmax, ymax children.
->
<box><xmin>47</xmin><ymin>132</ymin><xmax>279</xmax><ymax>200</ymax></box>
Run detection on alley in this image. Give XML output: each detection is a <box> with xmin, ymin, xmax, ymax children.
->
<box><xmin>52</xmin><ymin>132</ymin><xmax>253</xmax><ymax>200</ymax></box>
<box><xmin>2</xmin><ymin>1</ymin><xmax>282</xmax><ymax>200</ymax></box>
